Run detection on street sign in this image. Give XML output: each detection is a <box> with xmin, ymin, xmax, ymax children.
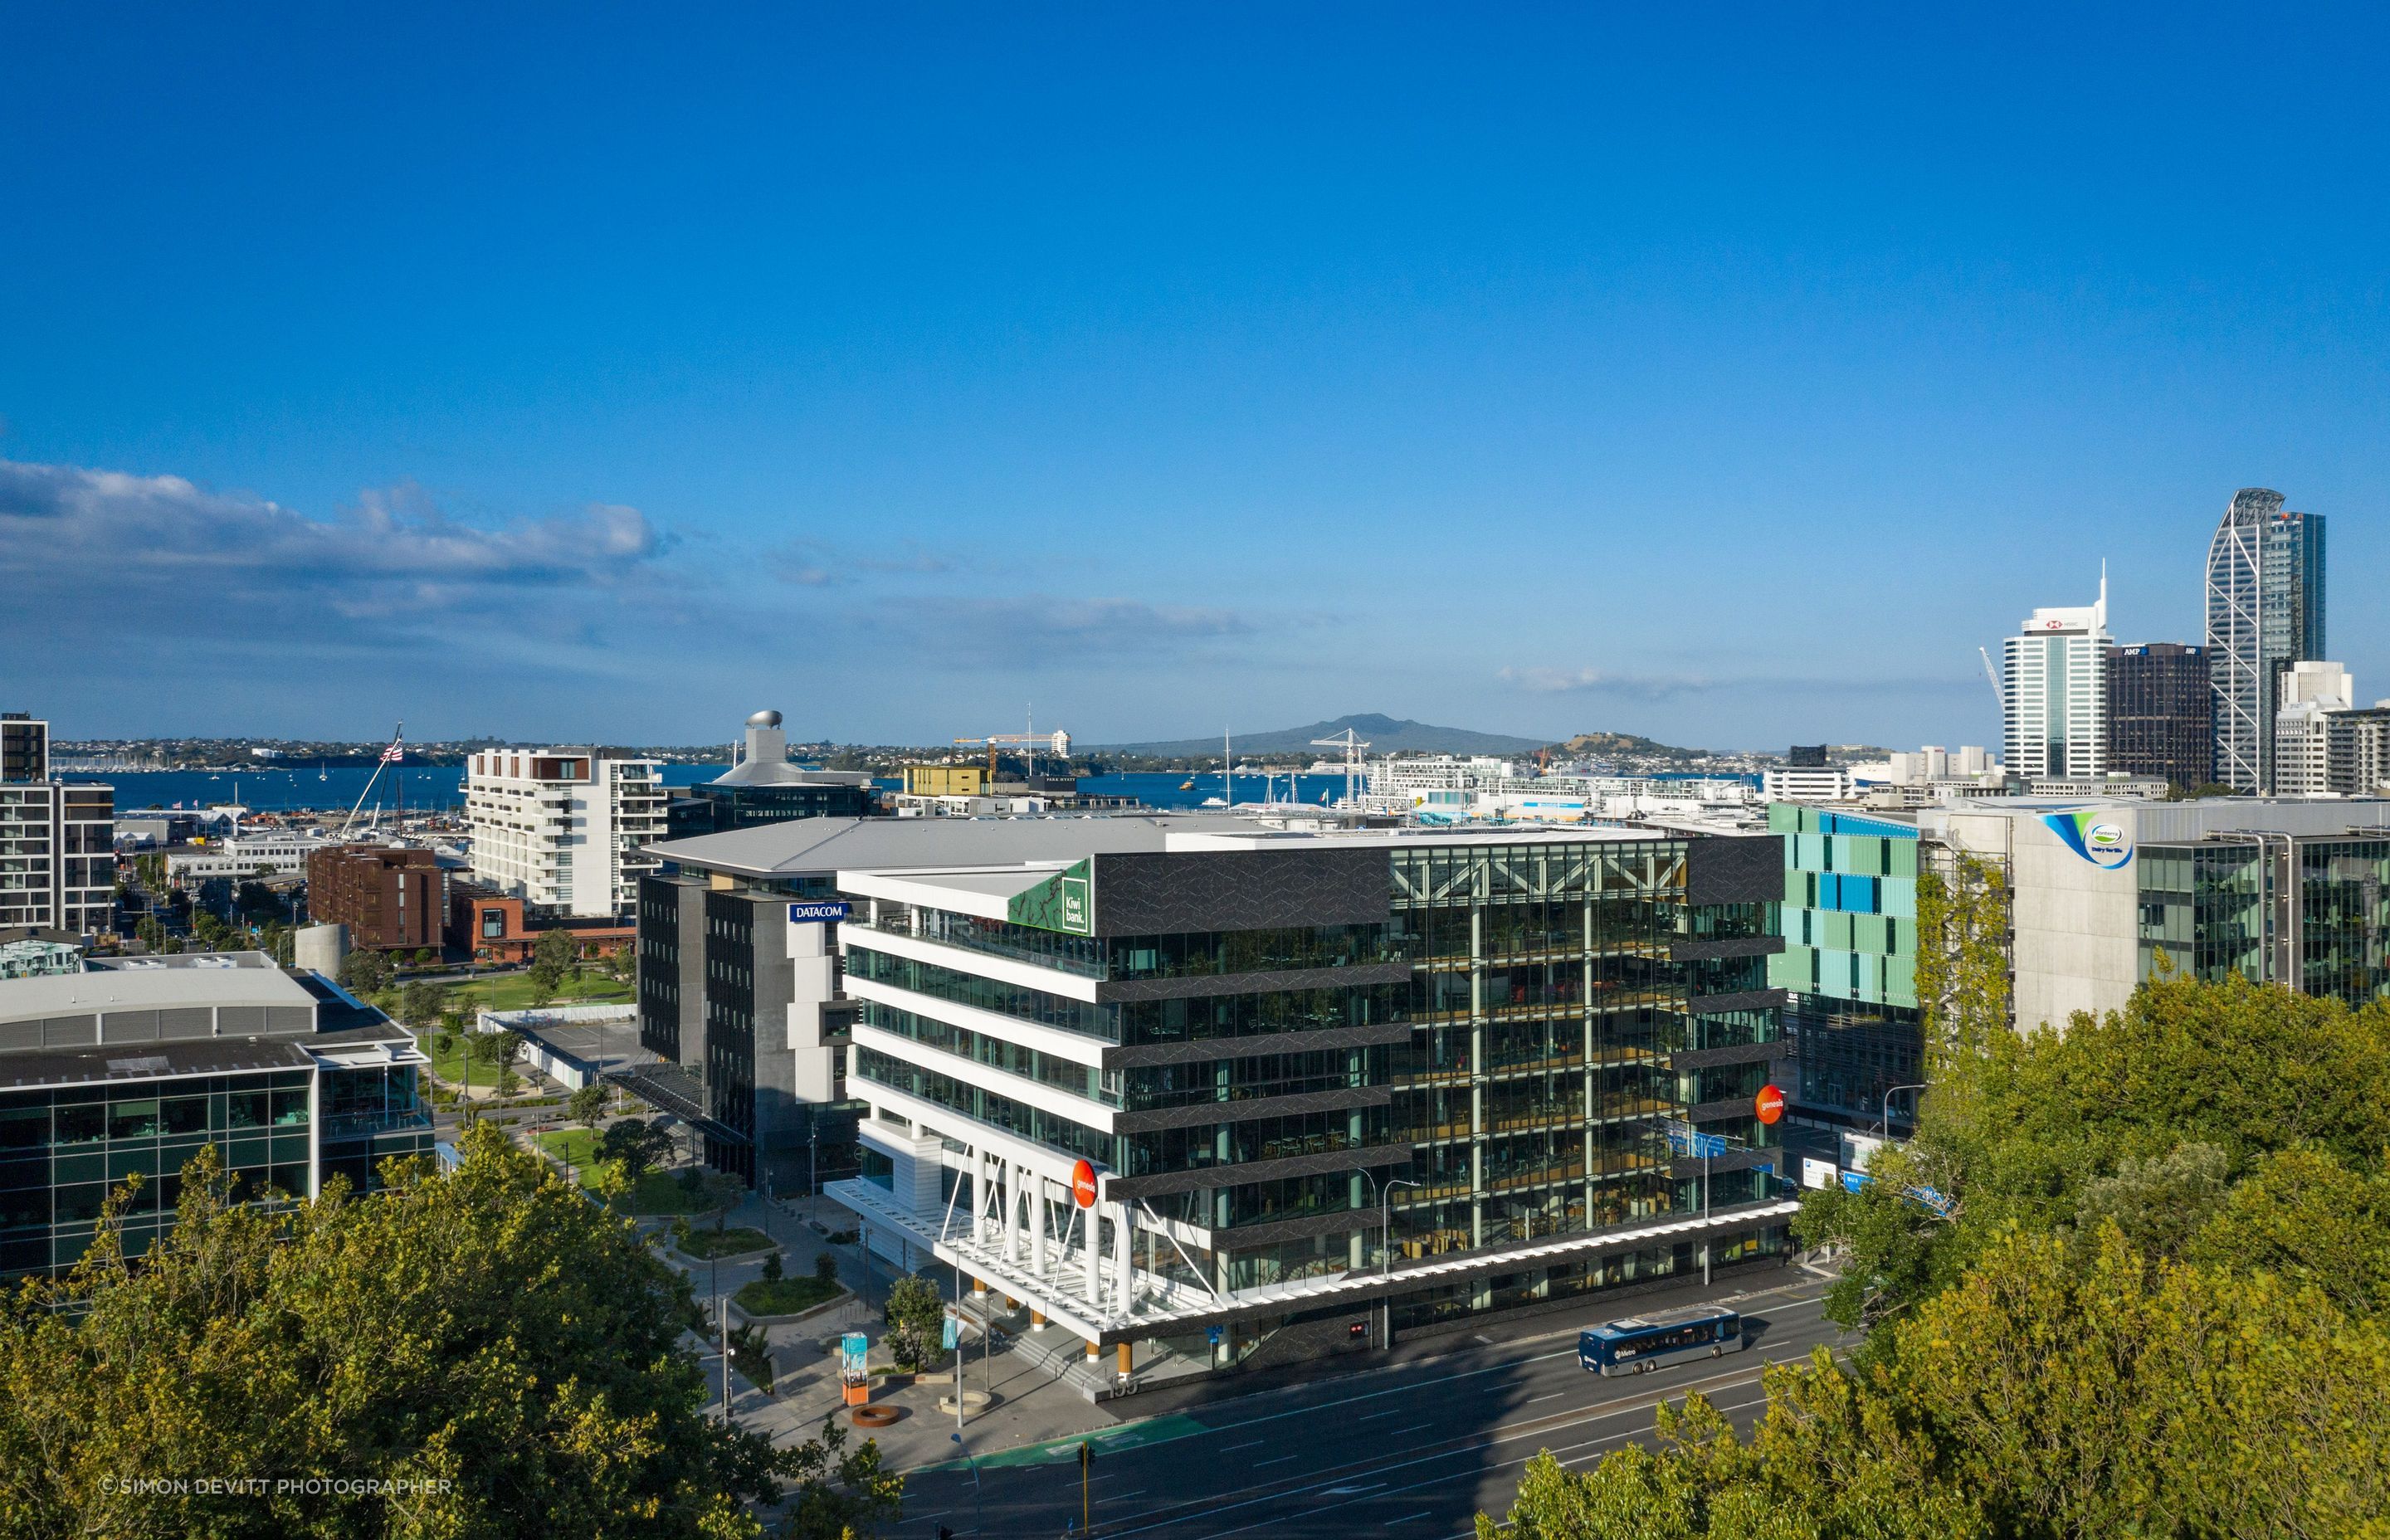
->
<box><xmin>1205</xmin><ymin>1325</ymin><xmax>1224</xmax><ymax>1346</ymax></box>
<box><xmin>943</xmin><ymin>1313</ymin><xmax>959</xmax><ymax>1351</ymax></box>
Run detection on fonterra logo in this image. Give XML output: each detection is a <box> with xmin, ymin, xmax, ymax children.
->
<box><xmin>2042</xmin><ymin>809</ymin><xmax>2133</xmax><ymax>870</ymax></box>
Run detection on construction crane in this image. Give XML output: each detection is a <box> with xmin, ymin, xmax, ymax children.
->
<box><xmin>952</xmin><ymin>729</ymin><xmax>1072</xmax><ymax>780</ymax></box>
<box><xmin>1978</xmin><ymin>647</ymin><xmax>2006</xmax><ymax>712</ymax></box>
<box><xmin>1310</xmin><ymin>728</ymin><xmax>1371</xmax><ymax>809</ymax></box>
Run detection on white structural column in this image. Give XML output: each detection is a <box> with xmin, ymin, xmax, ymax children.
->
<box><xmin>1082</xmin><ymin>1201</ymin><xmax>1103</xmax><ymax>1305</ymax></box>
<box><xmin>1030</xmin><ymin>1174</ymin><xmax>1049</xmax><ymax>1273</ymax></box>
<box><xmin>1002</xmin><ymin>1160</ymin><xmax>1021</xmax><ymax>1262</ymax></box>
<box><xmin>970</xmin><ymin>1148</ymin><xmax>986</xmax><ymax>1243</ymax></box>
<box><xmin>1110</xmin><ymin>1197</ymin><xmax>1134</xmax><ymax>1306</ymax></box>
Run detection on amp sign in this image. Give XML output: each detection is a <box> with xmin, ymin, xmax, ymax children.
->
<box><xmin>787</xmin><ymin>901</ymin><xmax>851</xmax><ymax>924</ymax></box>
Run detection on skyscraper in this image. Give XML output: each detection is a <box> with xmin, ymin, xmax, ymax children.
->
<box><xmin>2205</xmin><ymin>488</ymin><xmax>2327</xmax><ymax>792</ymax></box>
<box><xmin>2002</xmin><ymin>573</ymin><xmax>2112</xmax><ymax>780</ymax></box>
<box><xmin>2105</xmin><ymin>642</ymin><xmax>2211</xmax><ymax>789</ymax></box>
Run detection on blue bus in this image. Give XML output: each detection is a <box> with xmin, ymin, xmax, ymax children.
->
<box><xmin>1578</xmin><ymin>1304</ymin><xmax>1744</xmax><ymax>1376</ymax></box>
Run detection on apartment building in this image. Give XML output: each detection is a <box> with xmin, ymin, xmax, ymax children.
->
<box><xmin>464</xmin><ymin>747</ymin><xmax>665</xmax><ymax>918</ymax></box>
<box><xmin>305</xmin><ymin>846</ymin><xmax>445</xmax><ymax>952</ymax></box>
<box><xmin>0</xmin><ymin>714</ymin><xmax>115</xmax><ymax>938</ymax></box>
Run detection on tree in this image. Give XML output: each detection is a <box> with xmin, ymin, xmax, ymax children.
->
<box><xmin>528</xmin><ymin>925</ymin><xmax>576</xmax><ymax>1005</ymax></box>
<box><xmin>395</xmin><ymin>979</ymin><xmax>445</xmax><ymax>1030</ymax></box>
<box><xmin>881</xmin><ymin>1274</ymin><xmax>944</xmax><ymax>1372</ymax></box>
<box><xmin>1485</xmin><ymin>1226</ymin><xmax>2390</xmax><ymax>1540</ymax></box>
<box><xmin>689</xmin><ymin>1169</ymin><xmax>746</xmax><ymax>1233</ymax></box>
<box><xmin>568</xmin><ymin>1083</ymin><xmax>611</xmax><ymax>1132</ymax></box>
<box><xmin>779</xmin><ymin>1416</ymin><xmax>904</xmax><ymax>1540</ymax></box>
<box><xmin>0</xmin><ymin>1127</ymin><xmax>906</xmax><ymax>1539</ymax></box>
<box><xmin>1505</xmin><ymin>971</ymin><xmax>2390</xmax><ymax>1538</ymax></box>
<box><xmin>599</xmin><ymin>1118</ymin><xmax>675</xmax><ymax>1188</ymax></box>
<box><xmin>336</xmin><ymin>947</ymin><xmax>393</xmax><ymax>997</ymax></box>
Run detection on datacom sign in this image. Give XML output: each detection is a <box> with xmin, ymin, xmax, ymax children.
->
<box><xmin>788</xmin><ymin>901</ymin><xmax>851</xmax><ymax>925</ymax></box>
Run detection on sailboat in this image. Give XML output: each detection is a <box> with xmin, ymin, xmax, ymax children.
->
<box><xmin>318</xmin><ymin>759</ymin><xmax>328</xmax><ymax>782</ymax></box>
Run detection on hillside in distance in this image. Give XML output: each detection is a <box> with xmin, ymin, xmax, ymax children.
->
<box><xmin>1558</xmin><ymin>730</ymin><xmax>1712</xmax><ymax>762</ymax></box>
<box><xmin>1095</xmin><ymin>713</ymin><xmax>1550</xmax><ymax>758</ymax></box>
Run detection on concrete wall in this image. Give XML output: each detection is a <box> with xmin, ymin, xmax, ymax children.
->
<box><xmin>1942</xmin><ymin>807</ymin><xmax>2140</xmax><ymax>1032</ymax></box>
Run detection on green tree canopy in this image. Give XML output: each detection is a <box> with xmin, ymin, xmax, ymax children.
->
<box><xmin>1490</xmin><ymin>1226</ymin><xmax>2390</xmax><ymax>1540</ymax></box>
<box><xmin>0</xmin><ymin>1125</ymin><xmax>902</xmax><ymax>1538</ymax></box>
<box><xmin>1490</xmin><ymin>972</ymin><xmax>2390</xmax><ymax>1538</ymax></box>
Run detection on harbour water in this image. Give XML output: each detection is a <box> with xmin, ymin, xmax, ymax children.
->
<box><xmin>90</xmin><ymin>766</ymin><xmax>1354</xmax><ymax>816</ymax></box>
<box><xmin>86</xmin><ymin>766</ymin><xmax>1722</xmax><ymax>817</ymax></box>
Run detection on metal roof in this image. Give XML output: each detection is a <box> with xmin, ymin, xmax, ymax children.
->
<box><xmin>0</xmin><ymin>1036</ymin><xmax>316</xmax><ymax>1091</ymax></box>
<box><xmin>647</xmin><ymin>814</ymin><xmax>1251</xmax><ymax>878</ymax></box>
<box><xmin>0</xmin><ymin>964</ymin><xmax>320</xmax><ymax>1024</ymax></box>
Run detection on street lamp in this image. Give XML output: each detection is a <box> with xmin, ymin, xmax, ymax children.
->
<box><xmin>1875</xmin><ymin>1083</ymin><xmax>1927</xmax><ymax>1142</ymax></box>
<box><xmin>1354</xmin><ymin>1169</ymin><xmax>1422</xmax><ymax>1350</ymax></box>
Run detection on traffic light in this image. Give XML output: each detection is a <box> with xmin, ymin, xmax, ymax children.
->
<box><xmin>937</xmin><ymin>1528</ymin><xmax>954</xmax><ymax>1540</ymax></box>
<box><xmin>1078</xmin><ymin>1440</ymin><xmax>1095</xmax><ymax>1474</ymax></box>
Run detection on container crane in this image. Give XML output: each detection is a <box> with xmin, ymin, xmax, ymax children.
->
<box><xmin>1310</xmin><ymin>729</ymin><xmax>1371</xmax><ymax>809</ymax></box>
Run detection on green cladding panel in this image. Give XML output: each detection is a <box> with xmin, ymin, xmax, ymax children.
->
<box><xmin>1006</xmin><ymin>859</ymin><xmax>1095</xmax><ymax>936</ymax></box>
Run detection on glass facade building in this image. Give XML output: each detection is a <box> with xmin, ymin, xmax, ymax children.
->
<box><xmin>2206</xmin><ymin>488</ymin><xmax>2327</xmax><ymax>792</ymax></box>
<box><xmin>0</xmin><ymin>958</ymin><xmax>428</xmax><ymax>1281</ymax></box>
<box><xmin>830</xmin><ymin>826</ymin><xmax>1792</xmax><ymax>1362</ymax></box>
<box><xmin>2106</xmin><ymin>642</ymin><xmax>2213</xmax><ymax>789</ymax></box>
<box><xmin>1766</xmin><ymin>805</ymin><xmax>1923</xmax><ymax>1132</ymax></box>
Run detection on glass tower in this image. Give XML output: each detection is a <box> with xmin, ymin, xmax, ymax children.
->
<box><xmin>2205</xmin><ymin>488</ymin><xmax>2327</xmax><ymax>792</ymax></box>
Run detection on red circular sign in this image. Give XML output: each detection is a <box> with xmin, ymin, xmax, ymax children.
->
<box><xmin>1071</xmin><ymin>1159</ymin><xmax>1098</xmax><ymax>1209</ymax></box>
<box><xmin>1754</xmin><ymin>1084</ymin><xmax>1785</xmax><ymax>1125</ymax></box>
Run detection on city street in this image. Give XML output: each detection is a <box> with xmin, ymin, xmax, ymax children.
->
<box><xmin>897</xmin><ymin>1275</ymin><xmax>1851</xmax><ymax>1539</ymax></box>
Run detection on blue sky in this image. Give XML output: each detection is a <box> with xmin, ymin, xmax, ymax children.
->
<box><xmin>4</xmin><ymin>4</ymin><xmax>2386</xmax><ymax>749</ymax></box>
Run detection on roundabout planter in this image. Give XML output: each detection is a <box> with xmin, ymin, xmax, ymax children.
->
<box><xmin>847</xmin><ymin>1404</ymin><xmax>902</xmax><ymax>1429</ymax></box>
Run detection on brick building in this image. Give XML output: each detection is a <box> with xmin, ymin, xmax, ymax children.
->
<box><xmin>443</xmin><ymin>879</ymin><xmax>633</xmax><ymax>964</ymax></box>
<box><xmin>305</xmin><ymin>846</ymin><xmax>444</xmax><ymax>952</ymax></box>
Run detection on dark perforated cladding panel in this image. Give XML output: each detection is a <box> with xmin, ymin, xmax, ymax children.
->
<box><xmin>1685</xmin><ymin>836</ymin><xmax>1786</xmax><ymax>907</ymax></box>
<box><xmin>1089</xmin><ymin>849</ymin><xmax>1388</xmax><ymax>937</ymax></box>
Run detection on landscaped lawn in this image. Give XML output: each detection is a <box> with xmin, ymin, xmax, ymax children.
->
<box><xmin>526</xmin><ymin>1134</ymin><xmax>707</xmax><ymax>1215</ymax></box>
<box><xmin>734</xmin><ymin>1275</ymin><xmax>841</xmax><ymax>1316</ymax></box>
<box><xmin>532</xmin><ymin>1126</ymin><xmax>605</xmax><ymax>1168</ymax></box>
<box><xmin>436</xmin><ymin>971</ymin><xmax>633</xmax><ymax>1015</ymax></box>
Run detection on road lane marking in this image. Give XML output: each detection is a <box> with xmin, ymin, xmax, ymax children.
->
<box><xmin>1357</xmin><ymin>1408</ymin><xmax>1404</xmax><ymax>1420</ymax></box>
<box><xmin>1527</xmin><ymin>1391</ymin><xmax>1564</xmax><ymax>1403</ymax></box>
<box><xmin>1254</xmin><ymin>1455</ymin><xmax>1299</xmax><ymax>1466</ymax></box>
<box><xmin>1100</xmin><ymin>1360</ymin><xmax>1809</xmax><ymax>1539</ymax></box>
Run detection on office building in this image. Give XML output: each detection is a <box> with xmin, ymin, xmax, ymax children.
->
<box><xmin>163</xmin><ymin>832</ymin><xmax>329</xmax><ymax>884</ymax></box>
<box><xmin>2105</xmin><ymin>643</ymin><xmax>2212</xmax><ymax>788</ymax></box>
<box><xmin>665</xmin><ymin>710</ymin><xmax>877</xmax><ymax>839</ymax></box>
<box><xmin>305</xmin><ymin>846</ymin><xmax>445</xmax><ymax>952</ymax></box>
<box><xmin>0</xmin><ymin>714</ymin><xmax>114</xmax><ymax>939</ymax></box>
<box><xmin>2270</xmin><ymin>663</ymin><xmax>2390</xmax><ymax>799</ymax></box>
<box><xmin>0</xmin><ymin>952</ymin><xmax>428</xmax><ymax>1279</ymax></box>
<box><xmin>640</xmin><ymin>814</ymin><xmax>1793</xmax><ymax>1379</ymax></box>
<box><xmin>1923</xmin><ymin>798</ymin><xmax>2390</xmax><ymax>1029</ymax></box>
<box><xmin>2206</xmin><ymin>488</ymin><xmax>2327</xmax><ymax>792</ymax></box>
<box><xmin>464</xmin><ymin>746</ymin><xmax>665</xmax><ymax>918</ymax></box>
<box><xmin>2002</xmin><ymin>574</ymin><xmax>2112</xmax><ymax>781</ymax></box>
<box><xmin>1766</xmin><ymin>806</ymin><xmax>1923</xmax><ymax>1133</ymax></box>
<box><xmin>1761</xmin><ymin>765</ymin><xmax>1853</xmax><ymax>802</ymax></box>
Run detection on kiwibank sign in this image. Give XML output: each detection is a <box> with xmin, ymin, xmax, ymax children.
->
<box><xmin>2042</xmin><ymin>810</ymin><xmax>2134</xmax><ymax>870</ymax></box>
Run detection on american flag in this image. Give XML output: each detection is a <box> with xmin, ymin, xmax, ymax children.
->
<box><xmin>379</xmin><ymin>740</ymin><xmax>404</xmax><ymax>764</ymax></box>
